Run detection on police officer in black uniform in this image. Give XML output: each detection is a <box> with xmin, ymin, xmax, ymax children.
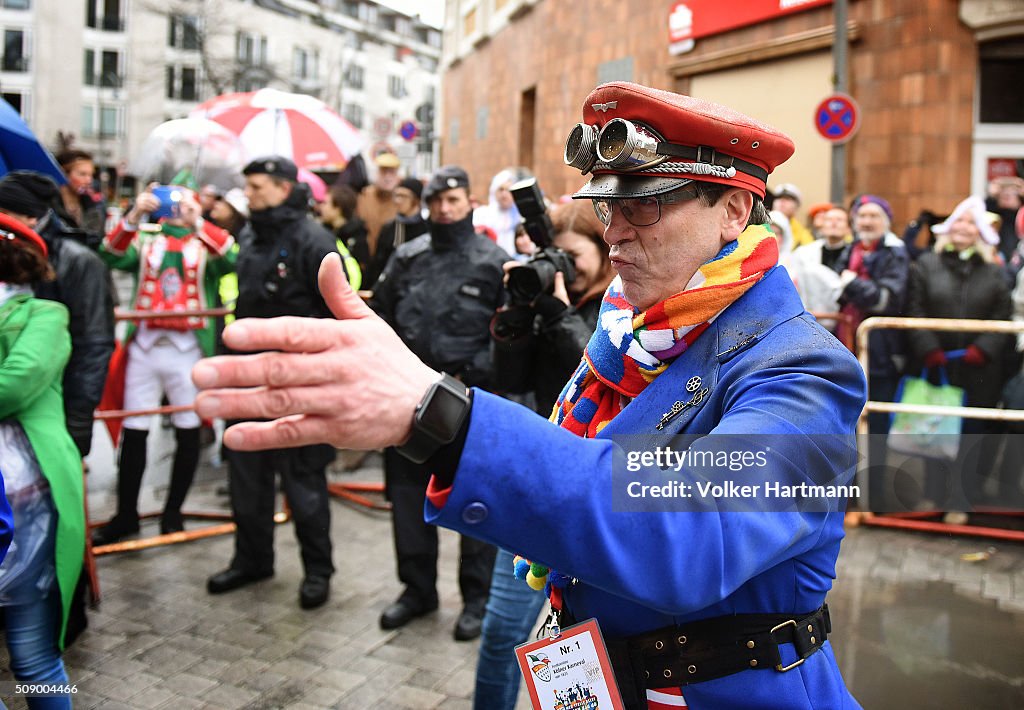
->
<box><xmin>371</xmin><ymin>166</ymin><xmax>506</xmax><ymax>640</ymax></box>
<box><xmin>206</xmin><ymin>156</ymin><xmax>340</xmax><ymax>609</ymax></box>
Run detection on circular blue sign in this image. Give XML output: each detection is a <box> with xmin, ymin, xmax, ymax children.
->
<box><xmin>399</xmin><ymin>120</ymin><xmax>418</xmax><ymax>141</ymax></box>
<box><xmin>814</xmin><ymin>93</ymin><xmax>860</xmax><ymax>144</ymax></box>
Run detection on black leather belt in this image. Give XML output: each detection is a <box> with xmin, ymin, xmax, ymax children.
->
<box><xmin>564</xmin><ymin>606</ymin><xmax>831</xmax><ymax>710</ymax></box>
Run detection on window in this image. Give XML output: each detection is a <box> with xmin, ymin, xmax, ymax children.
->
<box><xmin>388</xmin><ymin>74</ymin><xmax>406</xmax><ymax>99</ymax></box>
<box><xmin>395</xmin><ymin>17</ymin><xmax>411</xmax><ymax>36</ymax></box>
<box><xmin>83</xmin><ymin>49</ymin><xmax>121</xmax><ymax>87</ymax></box>
<box><xmin>236</xmin><ymin>31</ymin><xmax>268</xmax><ymax>66</ymax></box>
<box><xmin>100</xmin><ymin>105</ymin><xmax>119</xmax><ymax>137</ymax></box>
<box><xmin>81</xmin><ymin>105</ymin><xmax>95</xmax><ymax>137</ymax></box>
<box><xmin>86</xmin><ymin>0</ymin><xmax>123</xmax><ymax>32</ymax></box>
<box><xmin>344</xmin><ymin>64</ymin><xmax>364</xmax><ymax>89</ymax></box>
<box><xmin>463</xmin><ymin>7</ymin><xmax>477</xmax><ymax>36</ymax></box>
<box><xmin>2</xmin><ymin>0</ymin><xmax>31</xmax><ymax>10</ymax></box>
<box><xmin>101</xmin><ymin>49</ymin><xmax>120</xmax><ymax>87</ymax></box>
<box><xmin>169</xmin><ymin>15</ymin><xmax>200</xmax><ymax>50</ymax></box>
<box><xmin>293</xmin><ymin>47</ymin><xmax>318</xmax><ymax>81</ymax></box>
<box><xmin>342</xmin><ymin>102</ymin><xmax>364</xmax><ymax>128</ymax></box>
<box><xmin>358</xmin><ymin>3</ymin><xmax>377</xmax><ymax>24</ymax></box>
<box><xmin>2</xmin><ymin>29</ymin><xmax>26</xmax><ymax>72</ymax></box>
<box><xmin>979</xmin><ymin>38</ymin><xmax>1024</xmax><ymax>124</ymax></box>
<box><xmin>166</xmin><ymin>65</ymin><xmax>199</xmax><ymax>101</ymax></box>
<box><xmin>81</xmin><ymin>104</ymin><xmax>120</xmax><ymax>138</ymax></box>
<box><xmin>2</xmin><ymin>91</ymin><xmax>23</xmax><ymax>114</ymax></box>
<box><xmin>476</xmin><ymin>105</ymin><xmax>488</xmax><ymax>140</ymax></box>
<box><xmin>84</xmin><ymin>49</ymin><xmax>95</xmax><ymax>85</ymax></box>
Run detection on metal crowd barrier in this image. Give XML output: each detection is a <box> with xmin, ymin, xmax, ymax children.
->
<box><xmin>855</xmin><ymin>316</ymin><xmax>1024</xmax><ymax>542</ymax></box>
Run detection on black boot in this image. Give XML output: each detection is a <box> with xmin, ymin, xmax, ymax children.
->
<box><xmin>162</xmin><ymin>426</ymin><xmax>200</xmax><ymax>534</ymax></box>
<box><xmin>93</xmin><ymin>429</ymin><xmax>148</xmax><ymax>546</ymax></box>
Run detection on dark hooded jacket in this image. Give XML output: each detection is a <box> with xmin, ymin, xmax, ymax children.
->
<box><xmin>370</xmin><ymin>215</ymin><xmax>506</xmax><ymax>389</ymax></box>
<box><xmin>235</xmin><ymin>183</ymin><xmax>339</xmax><ymax>321</ymax></box>
<box><xmin>32</xmin><ymin>210</ymin><xmax>115</xmax><ymax>455</ymax></box>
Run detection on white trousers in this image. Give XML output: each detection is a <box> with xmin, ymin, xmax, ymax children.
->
<box><xmin>123</xmin><ymin>336</ymin><xmax>202</xmax><ymax>430</ymax></box>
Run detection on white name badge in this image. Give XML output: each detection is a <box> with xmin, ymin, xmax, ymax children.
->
<box><xmin>515</xmin><ymin>618</ymin><xmax>625</xmax><ymax>710</ymax></box>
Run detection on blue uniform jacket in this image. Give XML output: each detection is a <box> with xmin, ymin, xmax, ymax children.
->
<box><xmin>426</xmin><ymin>267</ymin><xmax>866</xmax><ymax>708</ymax></box>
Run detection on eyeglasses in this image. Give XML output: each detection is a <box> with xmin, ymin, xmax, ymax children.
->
<box><xmin>591</xmin><ymin>187</ymin><xmax>697</xmax><ymax>227</ymax></box>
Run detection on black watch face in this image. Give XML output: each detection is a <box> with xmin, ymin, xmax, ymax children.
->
<box><xmin>418</xmin><ymin>383</ymin><xmax>468</xmax><ymax>442</ymax></box>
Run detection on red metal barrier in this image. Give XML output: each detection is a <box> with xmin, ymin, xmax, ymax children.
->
<box><xmin>855</xmin><ymin>316</ymin><xmax>1024</xmax><ymax>542</ymax></box>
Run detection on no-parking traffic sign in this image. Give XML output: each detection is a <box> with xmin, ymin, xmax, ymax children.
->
<box><xmin>814</xmin><ymin>93</ymin><xmax>860</xmax><ymax>144</ymax></box>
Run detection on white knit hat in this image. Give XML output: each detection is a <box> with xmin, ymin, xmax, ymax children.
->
<box><xmin>930</xmin><ymin>195</ymin><xmax>999</xmax><ymax>246</ymax></box>
<box><xmin>222</xmin><ymin>187</ymin><xmax>249</xmax><ymax>219</ymax></box>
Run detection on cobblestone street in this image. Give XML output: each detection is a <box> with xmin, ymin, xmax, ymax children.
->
<box><xmin>1</xmin><ymin>428</ymin><xmax>1022</xmax><ymax>709</ymax></box>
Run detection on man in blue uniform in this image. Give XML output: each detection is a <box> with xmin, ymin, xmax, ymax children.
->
<box><xmin>192</xmin><ymin>83</ymin><xmax>865</xmax><ymax>709</ymax></box>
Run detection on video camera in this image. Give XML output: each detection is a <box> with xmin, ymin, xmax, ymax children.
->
<box><xmin>505</xmin><ymin>178</ymin><xmax>576</xmax><ymax>306</ymax></box>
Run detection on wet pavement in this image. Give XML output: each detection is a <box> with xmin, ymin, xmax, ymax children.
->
<box><xmin>0</xmin><ymin>424</ymin><xmax>1022</xmax><ymax>709</ymax></box>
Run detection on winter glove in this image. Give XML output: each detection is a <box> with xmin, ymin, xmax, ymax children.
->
<box><xmin>923</xmin><ymin>349</ymin><xmax>947</xmax><ymax>369</ymax></box>
<box><xmin>962</xmin><ymin>344</ymin><xmax>987</xmax><ymax>367</ymax></box>
<box><xmin>532</xmin><ymin>292</ymin><xmax>570</xmax><ymax>324</ymax></box>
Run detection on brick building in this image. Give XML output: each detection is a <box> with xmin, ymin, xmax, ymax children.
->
<box><xmin>439</xmin><ymin>0</ymin><xmax>1024</xmax><ymax>227</ymax></box>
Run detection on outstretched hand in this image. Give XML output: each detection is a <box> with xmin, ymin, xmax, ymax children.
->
<box><xmin>192</xmin><ymin>253</ymin><xmax>441</xmax><ymax>451</ymax></box>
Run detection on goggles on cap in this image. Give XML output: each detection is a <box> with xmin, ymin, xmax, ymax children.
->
<box><xmin>591</xmin><ymin>186</ymin><xmax>698</xmax><ymax>227</ymax></box>
<box><xmin>565</xmin><ymin>118</ymin><xmax>769</xmax><ymax>183</ymax></box>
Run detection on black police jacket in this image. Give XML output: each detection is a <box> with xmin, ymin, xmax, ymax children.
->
<box><xmin>370</xmin><ymin>216</ymin><xmax>506</xmax><ymax>389</ymax></box>
<box><xmin>33</xmin><ymin>210</ymin><xmax>116</xmax><ymax>456</ymax></box>
<box><xmin>236</xmin><ymin>186</ymin><xmax>339</xmax><ymax>321</ymax></box>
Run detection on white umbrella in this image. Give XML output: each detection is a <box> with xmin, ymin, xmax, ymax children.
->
<box><xmin>131</xmin><ymin>117</ymin><xmax>249</xmax><ymax>191</ymax></box>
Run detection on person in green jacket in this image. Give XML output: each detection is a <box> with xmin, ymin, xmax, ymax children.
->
<box><xmin>0</xmin><ymin>213</ymin><xmax>85</xmax><ymax>709</ymax></box>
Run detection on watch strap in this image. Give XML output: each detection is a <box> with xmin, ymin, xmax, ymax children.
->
<box><xmin>396</xmin><ymin>373</ymin><xmax>472</xmax><ymax>464</ymax></box>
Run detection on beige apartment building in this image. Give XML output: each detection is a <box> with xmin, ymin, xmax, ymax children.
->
<box><xmin>0</xmin><ymin>0</ymin><xmax>442</xmax><ymax>192</ymax></box>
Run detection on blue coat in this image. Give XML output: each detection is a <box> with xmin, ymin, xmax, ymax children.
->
<box><xmin>426</xmin><ymin>267</ymin><xmax>866</xmax><ymax>709</ymax></box>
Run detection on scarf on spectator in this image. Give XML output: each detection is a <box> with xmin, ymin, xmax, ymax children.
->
<box><xmin>552</xmin><ymin>223</ymin><xmax>779</xmax><ymax>437</ymax></box>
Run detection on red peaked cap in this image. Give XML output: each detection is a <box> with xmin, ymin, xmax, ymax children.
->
<box><xmin>0</xmin><ymin>211</ymin><xmax>47</xmax><ymax>258</ymax></box>
<box><xmin>575</xmin><ymin>82</ymin><xmax>795</xmax><ymax>199</ymax></box>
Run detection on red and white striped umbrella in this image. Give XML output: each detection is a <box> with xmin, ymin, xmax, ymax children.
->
<box><xmin>190</xmin><ymin>89</ymin><xmax>364</xmax><ymax>171</ymax></box>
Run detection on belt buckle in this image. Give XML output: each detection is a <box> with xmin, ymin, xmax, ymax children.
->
<box><xmin>769</xmin><ymin>619</ymin><xmax>805</xmax><ymax>672</ymax></box>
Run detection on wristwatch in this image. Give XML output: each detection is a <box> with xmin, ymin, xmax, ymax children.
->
<box><xmin>396</xmin><ymin>373</ymin><xmax>473</xmax><ymax>464</ymax></box>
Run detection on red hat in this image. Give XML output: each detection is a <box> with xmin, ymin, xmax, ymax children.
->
<box><xmin>807</xmin><ymin>202</ymin><xmax>835</xmax><ymax>219</ymax></box>
<box><xmin>0</xmin><ymin>212</ymin><xmax>47</xmax><ymax>258</ymax></box>
<box><xmin>568</xmin><ymin>82</ymin><xmax>794</xmax><ymax>200</ymax></box>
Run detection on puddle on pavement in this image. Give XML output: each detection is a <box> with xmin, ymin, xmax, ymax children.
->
<box><xmin>828</xmin><ymin>579</ymin><xmax>1024</xmax><ymax>708</ymax></box>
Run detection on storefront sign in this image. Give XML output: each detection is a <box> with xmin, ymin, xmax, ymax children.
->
<box><xmin>668</xmin><ymin>0</ymin><xmax>832</xmax><ymax>43</ymax></box>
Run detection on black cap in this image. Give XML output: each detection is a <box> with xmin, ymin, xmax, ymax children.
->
<box><xmin>0</xmin><ymin>171</ymin><xmax>60</xmax><ymax>219</ymax></box>
<box><xmin>399</xmin><ymin>177</ymin><xmax>424</xmax><ymax>201</ymax></box>
<box><xmin>423</xmin><ymin>165</ymin><xmax>470</xmax><ymax>202</ymax></box>
<box><xmin>242</xmin><ymin>156</ymin><xmax>298</xmax><ymax>182</ymax></box>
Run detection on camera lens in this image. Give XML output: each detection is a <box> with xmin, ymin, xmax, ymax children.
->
<box><xmin>507</xmin><ymin>260</ymin><xmax>556</xmax><ymax>305</ymax></box>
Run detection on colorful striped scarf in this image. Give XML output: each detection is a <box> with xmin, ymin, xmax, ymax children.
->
<box><xmin>552</xmin><ymin>223</ymin><xmax>779</xmax><ymax>436</ymax></box>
